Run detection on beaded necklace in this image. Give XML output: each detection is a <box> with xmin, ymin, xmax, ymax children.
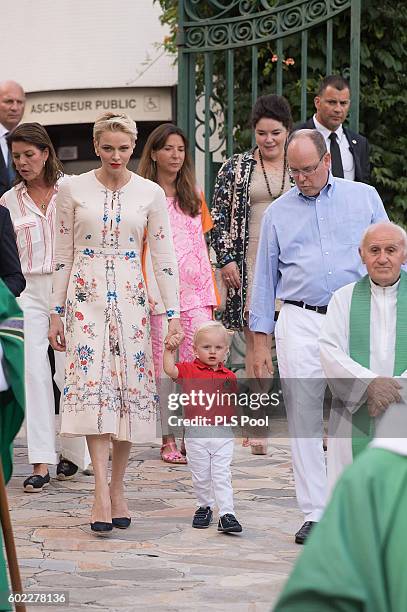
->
<box><xmin>258</xmin><ymin>147</ymin><xmax>287</xmax><ymax>200</ymax></box>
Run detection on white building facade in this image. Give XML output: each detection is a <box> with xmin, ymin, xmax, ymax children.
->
<box><xmin>0</xmin><ymin>0</ymin><xmax>177</xmax><ymax>172</ymax></box>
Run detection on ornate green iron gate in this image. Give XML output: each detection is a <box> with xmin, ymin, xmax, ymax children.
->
<box><xmin>177</xmin><ymin>0</ymin><xmax>361</xmax><ymax>202</ymax></box>
<box><xmin>176</xmin><ymin>0</ymin><xmax>362</xmax><ymax>371</ymax></box>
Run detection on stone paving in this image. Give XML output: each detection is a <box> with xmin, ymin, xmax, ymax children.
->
<box><xmin>7</xmin><ymin>427</ymin><xmax>302</xmax><ymax>612</ymax></box>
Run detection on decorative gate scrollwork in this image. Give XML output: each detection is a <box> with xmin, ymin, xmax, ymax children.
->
<box><xmin>178</xmin><ymin>0</ymin><xmax>361</xmax><ymax>201</ymax></box>
<box><xmin>177</xmin><ymin>0</ymin><xmax>361</xmax><ymax>371</ymax></box>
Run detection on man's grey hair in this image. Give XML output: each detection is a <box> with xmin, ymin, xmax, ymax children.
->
<box><xmin>0</xmin><ymin>80</ymin><xmax>25</xmax><ymax>96</ymax></box>
<box><xmin>360</xmin><ymin>222</ymin><xmax>407</xmax><ymax>256</ymax></box>
<box><xmin>286</xmin><ymin>129</ymin><xmax>327</xmax><ymax>158</ymax></box>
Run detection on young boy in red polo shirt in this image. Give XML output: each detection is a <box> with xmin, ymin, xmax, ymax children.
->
<box><xmin>164</xmin><ymin>321</ymin><xmax>242</xmax><ymax>533</ymax></box>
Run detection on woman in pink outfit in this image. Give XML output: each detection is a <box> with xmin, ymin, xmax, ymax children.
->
<box><xmin>138</xmin><ymin>124</ymin><xmax>218</xmax><ymax>464</ymax></box>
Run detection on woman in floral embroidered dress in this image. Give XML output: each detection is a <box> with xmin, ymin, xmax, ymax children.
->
<box><xmin>49</xmin><ymin>113</ymin><xmax>183</xmax><ymax>532</ymax></box>
<box><xmin>138</xmin><ymin>123</ymin><xmax>218</xmax><ymax>464</ymax></box>
<box><xmin>211</xmin><ymin>95</ymin><xmax>293</xmax><ymax>454</ymax></box>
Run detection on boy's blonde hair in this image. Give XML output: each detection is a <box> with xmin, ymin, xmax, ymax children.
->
<box><xmin>193</xmin><ymin>320</ymin><xmax>233</xmax><ymax>346</ymax></box>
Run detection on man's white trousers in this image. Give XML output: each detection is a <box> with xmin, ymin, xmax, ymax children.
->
<box><xmin>275</xmin><ymin>304</ymin><xmax>327</xmax><ymax>522</ymax></box>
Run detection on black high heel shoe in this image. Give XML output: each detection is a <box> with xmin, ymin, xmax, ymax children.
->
<box><xmin>91</xmin><ymin>521</ymin><xmax>113</xmax><ymax>533</ymax></box>
<box><xmin>112</xmin><ymin>517</ymin><xmax>131</xmax><ymax>529</ymax></box>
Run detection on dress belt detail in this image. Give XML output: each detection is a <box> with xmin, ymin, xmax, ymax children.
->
<box><xmin>284</xmin><ymin>300</ymin><xmax>328</xmax><ymax>315</ymax></box>
<box><xmin>74</xmin><ymin>248</ymin><xmax>140</xmax><ymax>257</ymax></box>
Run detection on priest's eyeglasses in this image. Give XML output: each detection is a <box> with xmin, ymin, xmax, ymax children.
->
<box><xmin>289</xmin><ymin>153</ymin><xmax>326</xmax><ymax>177</ymax></box>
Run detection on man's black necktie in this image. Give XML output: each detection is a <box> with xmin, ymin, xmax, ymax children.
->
<box><xmin>328</xmin><ymin>132</ymin><xmax>344</xmax><ymax>178</ymax></box>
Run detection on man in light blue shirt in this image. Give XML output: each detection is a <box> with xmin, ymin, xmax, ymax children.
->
<box><xmin>249</xmin><ymin>129</ymin><xmax>388</xmax><ymax>545</ymax></box>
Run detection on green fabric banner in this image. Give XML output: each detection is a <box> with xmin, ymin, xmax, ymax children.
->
<box><xmin>350</xmin><ymin>270</ymin><xmax>407</xmax><ymax>458</ymax></box>
<box><xmin>0</xmin><ymin>279</ymin><xmax>24</xmax><ymax>484</ymax></box>
<box><xmin>0</xmin><ymin>279</ymin><xmax>25</xmax><ymax>610</ymax></box>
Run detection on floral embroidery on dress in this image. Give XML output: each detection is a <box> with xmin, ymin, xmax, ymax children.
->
<box><xmin>109</xmin><ymin>323</ymin><xmax>120</xmax><ymax>356</ymax></box>
<box><xmin>133</xmin><ymin>350</ymin><xmax>146</xmax><ymax>382</ymax></box>
<box><xmin>82</xmin><ymin>322</ymin><xmax>97</xmax><ymax>339</ymax></box>
<box><xmin>154</xmin><ymin>226</ymin><xmax>165</xmax><ymax>240</ymax></box>
<box><xmin>74</xmin><ymin>274</ymin><xmax>98</xmax><ymax>303</ymax></box>
<box><xmin>107</xmin><ymin>290</ymin><xmax>118</xmax><ymax>303</ymax></box>
<box><xmin>76</xmin><ymin>344</ymin><xmax>95</xmax><ymax>374</ymax></box>
<box><xmin>54</xmin><ymin>305</ymin><xmax>65</xmax><ymax>315</ymax></box>
<box><xmin>55</xmin><ymin>263</ymin><xmax>65</xmax><ymax>271</ymax></box>
<box><xmin>125</xmin><ymin>280</ymin><xmax>146</xmax><ymax>307</ymax></box>
<box><xmin>124</xmin><ymin>251</ymin><xmax>137</xmax><ymax>260</ymax></box>
<box><xmin>162</xmin><ymin>267</ymin><xmax>174</xmax><ymax>276</ymax></box>
<box><xmin>110</xmin><ymin>339</ymin><xmax>120</xmax><ymax>356</ymax></box>
<box><xmin>65</xmin><ymin>300</ymin><xmax>74</xmax><ymax>333</ymax></box>
<box><xmin>59</xmin><ymin>220</ymin><xmax>70</xmax><ymax>235</ymax></box>
<box><xmin>53</xmin><ymin>171</ymin><xmax>179</xmax><ymax>441</ymax></box>
<box><xmin>85</xmin><ymin>380</ymin><xmax>98</xmax><ymax>389</ymax></box>
<box><xmin>101</xmin><ymin>189</ymin><xmax>122</xmax><ymax>248</ymax></box>
<box><xmin>130</xmin><ymin>324</ymin><xmax>144</xmax><ymax>342</ymax></box>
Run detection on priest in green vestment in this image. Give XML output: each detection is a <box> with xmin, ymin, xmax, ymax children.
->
<box><xmin>0</xmin><ymin>278</ymin><xmax>24</xmax><ymax>610</ymax></box>
<box><xmin>273</xmin><ymin>401</ymin><xmax>407</xmax><ymax>612</ymax></box>
<box><xmin>319</xmin><ymin>222</ymin><xmax>407</xmax><ymax>490</ymax></box>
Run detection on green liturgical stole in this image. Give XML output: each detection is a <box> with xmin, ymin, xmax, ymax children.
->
<box><xmin>349</xmin><ymin>270</ymin><xmax>407</xmax><ymax>458</ymax></box>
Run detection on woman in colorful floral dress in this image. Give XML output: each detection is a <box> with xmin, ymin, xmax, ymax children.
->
<box><xmin>138</xmin><ymin>124</ymin><xmax>218</xmax><ymax>464</ymax></box>
<box><xmin>49</xmin><ymin>113</ymin><xmax>183</xmax><ymax>532</ymax></box>
<box><xmin>211</xmin><ymin>95</ymin><xmax>293</xmax><ymax>454</ymax></box>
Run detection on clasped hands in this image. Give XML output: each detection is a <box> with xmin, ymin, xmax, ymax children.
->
<box><xmin>50</xmin><ymin>313</ymin><xmax>184</xmax><ymax>353</ymax></box>
<box><xmin>147</xmin><ymin>294</ymin><xmax>184</xmax><ymax>351</ymax></box>
<box><xmin>164</xmin><ymin>318</ymin><xmax>184</xmax><ymax>351</ymax></box>
<box><xmin>367</xmin><ymin>376</ymin><xmax>402</xmax><ymax>417</ymax></box>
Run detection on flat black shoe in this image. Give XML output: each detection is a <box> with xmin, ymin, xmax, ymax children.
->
<box><xmin>91</xmin><ymin>521</ymin><xmax>113</xmax><ymax>533</ymax></box>
<box><xmin>295</xmin><ymin>521</ymin><xmax>316</xmax><ymax>545</ymax></box>
<box><xmin>112</xmin><ymin>517</ymin><xmax>131</xmax><ymax>529</ymax></box>
<box><xmin>217</xmin><ymin>514</ymin><xmax>242</xmax><ymax>533</ymax></box>
<box><xmin>56</xmin><ymin>457</ymin><xmax>78</xmax><ymax>481</ymax></box>
<box><xmin>192</xmin><ymin>506</ymin><xmax>213</xmax><ymax>529</ymax></box>
<box><xmin>23</xmin><ymin>472</ymin><xmax>50</xmax><ymax>493</ymax></box>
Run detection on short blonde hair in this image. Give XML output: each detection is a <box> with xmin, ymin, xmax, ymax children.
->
<box><xmin>193</xmin><ymin>321</ymin><xmax>232</xmax><ymax>346</ymax></box>
<box><xmin>93</xmin><ymin>112</ymin><xmax>138</xmax><ymax>145</ymax></box>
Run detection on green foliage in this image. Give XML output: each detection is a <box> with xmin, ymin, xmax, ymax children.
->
<box><xmin>154</xmin><ymin>0</ymin><xmax>407</xmax><ymax>224</ymax></box>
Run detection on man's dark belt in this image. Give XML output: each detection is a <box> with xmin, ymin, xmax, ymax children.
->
<box><xmin>284</xmin><ymin>300</ymin><xmax>328</xmax><ymax>315</ymax></box>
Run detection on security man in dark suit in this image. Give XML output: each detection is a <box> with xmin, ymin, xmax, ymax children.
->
<box><xmin>297</xmin><ymin>75</ymin><xmax>370</xmax><ymax>183</ymax></box>
<box><xmin>0</xmin><ymin>206</ymin><xmax>25</xmax><ymax>296</ymax></box>
<box><xmin>0</xmin><ymin>81</ymin><xmax>25</xmax><ymax>197</ymax></box>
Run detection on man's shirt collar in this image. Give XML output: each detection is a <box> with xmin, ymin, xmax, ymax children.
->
<box><xmin>313</xmin><ymin>114</ymin><xmax>345</xmax><ymax>143</ymax></box>
<box><xmin>369</xmin><ymin>275</ymin><xmax>401</xmax><ymax>293</ymax></box>
<box><xmin>295</xmin><ymin>171</ymin><xmax>335</xmax><ymax>201</ymax></box>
